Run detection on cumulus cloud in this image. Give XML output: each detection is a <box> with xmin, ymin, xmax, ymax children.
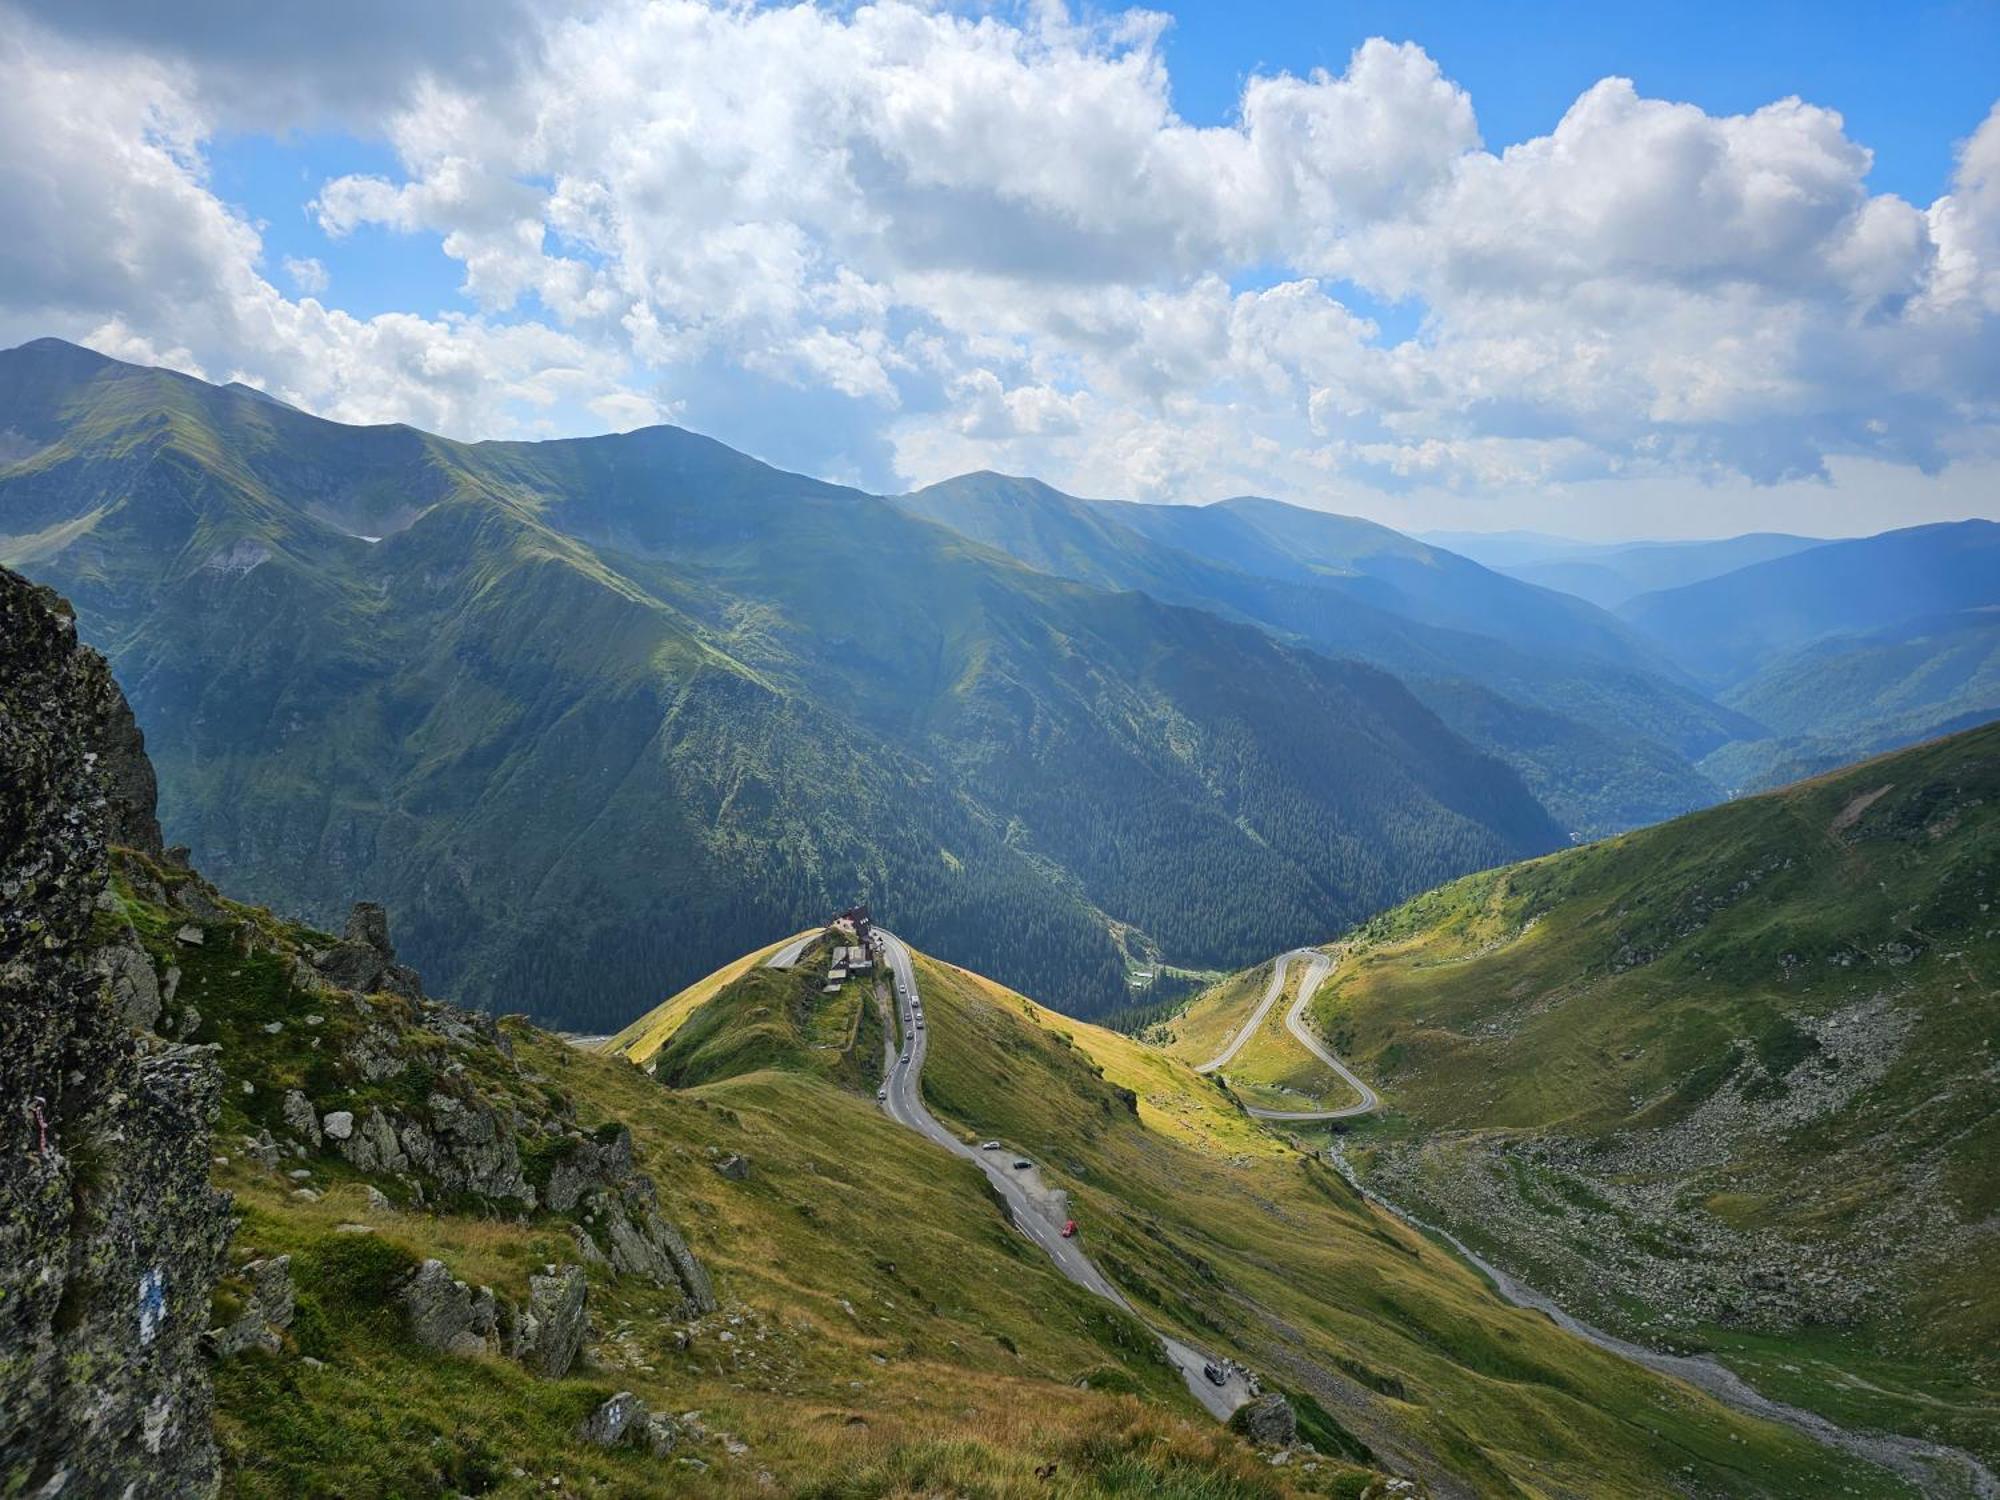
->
<box><xmin>1</xmin><ymin>0</ymin><xmax>1997</xmax><ymax>523</ymax></box>
<box><xmin>0</xmin><ymin>8</ymin><xmax>661</xmax><ymax>438</ymax></box>
<box><xmin>282</xmin><ymin>256</ymin><xmax>327</xmax><ymax>295</ymax></box>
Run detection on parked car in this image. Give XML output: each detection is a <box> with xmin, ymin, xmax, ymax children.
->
<box><xmin>1061</xmin><ymin>1220</ymin><xmax>1078</xmax><ymax>1239</ymax></box>
<box><xmin>1012</xmin><ymin>1159</ymin><xmax>1031</xmax><ymax>1170</ymax></box>
<box><xmin>980</xmin><ymin>1140</ymin><xmax>1002</xmax><ymax>1151</ymax></box>
<box><xmin>876</xmin><ymin>1089</ymin><xmax>887</xmax><ymax>1100</ymax></box>
<box><xmin>1203</xmin><ymin>1362</ymin><xmax>1227</xmax><ymax>1387</ymax></box>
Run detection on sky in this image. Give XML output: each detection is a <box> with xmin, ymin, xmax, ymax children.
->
<box><xmin>2</xmin><ymin>1</ymin><xmax>1999</xmax><ymax>539</ymax></box>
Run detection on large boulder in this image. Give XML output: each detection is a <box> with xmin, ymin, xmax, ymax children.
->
<box><xmin>311</xmin><ymin>901</ymin><xmax>424</xmax><ymax>999</ymax></box>
<box><xmin>578</xmin><ymin>1392</ymin><xmax>647</xmax><ymax>1448</ymax></box>
<box><xmin>398</xmin><ymin>1259</ymin><xmax>499</xmax><ymax>1357</ymax></box>
<box><xmin>281</xmin><ymin>1090</ymin><xmax>322</xmax><ymax>1150</ymax></box>
<box><xmin>508</xmin><ymin>1265</ymin><xmax>590</xmax><ymax>1379</ymax></box>
<box><xmin>1228</xmin><ymin>1392</ymin><xmax>1296</xmax><ymax>1448</ymax></box>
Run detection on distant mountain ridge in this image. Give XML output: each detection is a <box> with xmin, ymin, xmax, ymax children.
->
<box><xmin>1496</xmin><ymin>533</ymin><xmax>1827</xmax><ymax>609</ymax></box>
<box><xmin>898</xmin><ymin>470</ymin><xmax>1747</xmax><ymax>834</ymax></box>
<box><xmin>0</xmin><ymin>338</ymin><xmax>1559</xmax><ymax>1029</ymax></box>
<box><xmin>1612</xmin><ymin>521</ymin><xmax>2000</xmax><ymax>790</ymax></box>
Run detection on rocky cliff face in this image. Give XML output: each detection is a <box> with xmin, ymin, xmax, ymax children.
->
<box><xmin>0</xmin><ymin>567</ymin><xmax>231</xmax><ymax>1497</ymax></box>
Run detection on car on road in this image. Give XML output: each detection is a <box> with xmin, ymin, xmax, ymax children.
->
<box><xmin>1202</xmin><ymin>1362</ymin><xmax>1227</xmax><ymax>1387</ymax></box>
<box><xmin>980</xmin><ymin>1140</ymin><xmax>1001</xmax><ymax>1150</ymax></box>
<box><xmin>1012</xmin><ymin>1159</ymin><xmax>1031</xmax><ymax>1170</ymax></box>
<box><xmin>900</xmin><ymin>1052</ymin><xmax>910</xmax><ymax>1064</ymax></box>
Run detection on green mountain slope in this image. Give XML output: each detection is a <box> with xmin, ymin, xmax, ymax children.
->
<box><xmin>0</xmin><ymin>339</ymin><xmax>1559</xmax><ymax>1029</ymax></box>
<box><xmin>1311</xmin><ymin>724</ymin><xmax>2000</xmax><ymax>1466</ymax></box>
<box><xmin>1702</xmin><ymin>609</ymin><xmax>2000</xmax><ymax>793</ymax></box>
<box><xmin>593</xmin><ymin>929</ymin><xmax>1900</xmax><ymax>1497</ymax></box>
<box><xmin>896</xmin><ymin>471</ymin><xmax>1741</xmax><ymax>835</ymax></box>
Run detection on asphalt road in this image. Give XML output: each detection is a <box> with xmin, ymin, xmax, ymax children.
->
<box><xmin>764</xmin><ymin>932</ymin><xmax>817</xmax><ymax>970</ymax></box>
<box><xmin>1193</xmin><ymin>948</ymin><xmax>1320</xmax><ymax>1074</ymax></box>
<box><xmin>1198</xmin><ymin>948</ymin><xmax>1380</xmax><ymax>1122</ymax></box>
<box><xmin>871</xmin><ymin>928</ymin><xmax>1254</xmax><ymax>1421</ymax></box>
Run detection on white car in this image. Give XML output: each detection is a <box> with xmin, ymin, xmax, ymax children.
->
<box><xmin>876</xmin><ymin>1088</ymin><xmax>887</xmax><ymax>1100</ymax></box>
<box><xmin>980</xmin><ymin>1140</ymin><xmax>1002</xmax><ymax>1151</ymax></box>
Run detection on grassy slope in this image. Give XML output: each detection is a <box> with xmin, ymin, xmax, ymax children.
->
<box><xmin>172</xmin><ymin>841</ymin><xmax>1918</xmax><ymax>1500</ymax></box>
<box><xmin>895</xmin><ymin>955</ymin><xmax>1895</xmax><ymax>1496</ymax></box>
<box><xmin>1314</xmin><ymin>724</ymin><xmax>2000</xmax><ymax>1463</ymax></box>
<box><xmin>1153</xmin><ymin>958</ymin><xmax>1362</xmax><ymax>1115</ymax></box>
<box><xmin>604</xmin><ymin>929</ymin><xmax>818</xmax><ymax>1064</ymax></box>
<box><xmin>118</xmin><ymin>855</ymin><xmax>1342</xmax><ymax>1499</ymax></box>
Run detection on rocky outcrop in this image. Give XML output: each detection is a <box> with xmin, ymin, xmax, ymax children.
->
<box><xmin>507</xmin><ymin>1265</ymin><xmax>590</xmax><ymax>1379</ymax></box>
<box><xmin>207</xmin><ymin>1257</ymin><xmax>297</xmax><ymax>1358</ymax></box>
<box><xmin>0</xmin><ymin>567</ymin><xmax>231</xmax><ymax>1497</ymax></box>
<box><xmin>547</xmin><ymin>1128</ymin><xmax>716</xmax><ymax>1316</ymax></box>
<box><xmin>1229</xmin><ymin>1393</ymin><xmax>1297</xmax><ymax>1448</ymax></box>
<box><xmin>399</xmin><ymin>1259</ymin><xmax>500</xmax><ymax>1358</ymax></box>
<box><xmin>309</xmin><ymin>901</ymin><xmax>423</xmax><ymax>999</ymax></box>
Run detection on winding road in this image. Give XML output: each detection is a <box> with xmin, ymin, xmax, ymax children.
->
<box><xmin>778</xmin><ymin>928</ymin><xmax>1255</xmax><ymax>1420</ymax></box>
<box><xmin>1196</xmin><ymin>948</ymin><xmax>1379</xmax><ymax>1122</ymax></box>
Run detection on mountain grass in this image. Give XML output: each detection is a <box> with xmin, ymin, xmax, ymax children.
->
<box><xmin>1317</xmin><ymin>723</ymin><xmax>2000</xmax><ymax>1463</ymax></box>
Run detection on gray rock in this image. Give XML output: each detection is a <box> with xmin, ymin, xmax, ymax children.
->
<box><xmin>209</xmin><ymin>1256</ymin><xmax>297</xmax><ymax>1357</ymax></box>
<box><xmin>714</xmin><ymin>1153</ymin><xmax>750</xmax><ymax>1181</ymax></box>
<box><xmin>508</xmin><ymin>1265</ymin><xmax>590</xmax><ymax>1378</ymax></box>
<box><xmin>174</xmin><ymin>924</ymin><xmax>204</xmax><ymax>946</ymax></box>
<box><xmin>578</xmin><ymin>1391</ymin><xmax>647</xmax><ymax>1448</ymax></box>
<box><xmin>347</xmin><ymin>1025</ymin><xmax>408</xmax><ymax>1082</ymax></box>
<box><xmin>95</xmin><ymin>935</ymin><xmax>162</xmax><ymax>1030</ymax></box>
<box><xmin>336</xmin><ymin>1107</ymin><xmax>410</xmax><ymax>1175</ymax></box>
<box><xmin>321</xmin><ymin>1109</ymin><xmax>355</xmax><ymax>1142</ymax></box>
<box><xmin>399</xmin><ymin>1259</ymin><xmax>499</xmax><ymax>1358</ymax></box>
<box><xmin>1228</xmin><ymin>1393</ymin><xmax>1295</xmax><ymax>1448</ymax></box>
<box><xmin>0</xmin><ymin>569</ymin><xmax>232</xmax><ymax>1496</ymax></box>
<box><xmin>641</xmin><ymin>1413</ymin><xmax>680</xmax><ymax>1457</ymax></box>
<box><xmin>282</xmin><ymin>1089</ymin><xmax>322</xmax><ymax>1149</ymax></box>
<box><xmin>242</xmin><ymin>1129</ymin><xmax>282</xmax><ymax>1170</ymax></box>
<box><xmin>311</xmin><ymin>901</ymin><xmax>424</xmax><ymax>999</ymax></box>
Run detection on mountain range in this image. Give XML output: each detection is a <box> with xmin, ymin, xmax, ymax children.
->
<box><xmin>0</xmin><ymin>338</ymin><xmax>1557</xmax><ymax>1029</ymax></box>
<box><xmin>3</xmin><ymin>337</ymin><xmax>1996</xmax><ymax>1028</ymax></box>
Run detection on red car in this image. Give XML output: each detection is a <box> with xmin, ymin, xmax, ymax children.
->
<box><xmin>1061</xmin><ymin>1219</ymin><xmax>1078</xmax><ymax>1239</ymax></box>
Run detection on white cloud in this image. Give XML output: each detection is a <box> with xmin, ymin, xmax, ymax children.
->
<box><xmin>282</xmin><ymin>255</ymin><xmax>327</xmax><ymax>295</ymax></box>
<box><xmin>0</xmin><ymin>9</ymin><xmax>662</xmax><ymax>440</ymax></box>
<box><xmin>1</xmin><ymin>0</ymin><xmax>1997</xmax><ymax>531</ymax></box>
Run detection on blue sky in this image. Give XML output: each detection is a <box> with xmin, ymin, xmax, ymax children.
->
<box><xmin>8</xmin><ymin>0</ymin><xmax>1999</xmax><ymax>537</ymax></box>
<box><xmin>1163</xmin><ymin>1</ymin><xmax>2000</xmax><ymax>202</ymax></box>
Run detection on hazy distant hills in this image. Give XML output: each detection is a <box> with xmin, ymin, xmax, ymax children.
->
<box><xmin>900</xmin><ymin>471</ymin><xmax>1746</xmax><ymax>833</ymax></box>
<box><xmin>1614</xmin><ymin>522</ymin><xmax>2000</xmax><ymax>791</ymax></box>
<box><xmin>0</xmin><ymin>338</ymin><xmax>1559</xmax><ymax>1027</ymax></box>
<box><xmin>1495</xmin><ymin>533</ymin><xmax>1826</xmax><ymax>610</ymax></box>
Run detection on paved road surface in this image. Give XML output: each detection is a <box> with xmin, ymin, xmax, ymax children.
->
<box><xmin>764</xmin><ymin>932</ymin><xmax>817</xmax><ymax>970</ymax></box>
<box><xmin>1193</xmin><ymin>948</ymin><xmax>1319</xmax><ymax>1074</ymax></box>
<box><xmin>872</xmin><ymin>928</ymin><xmax>1254</xmax><ymax>1420</ymax></box>
<box><xmin>1198</xmin><ymin>948</ymin><xmax>1380</xmax><ymax>1122</ymax></box>
<box><xmin>1250</xmin><ymin>950</ymin><xmax>1380</xmax><ymax>1122</ymax></box>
